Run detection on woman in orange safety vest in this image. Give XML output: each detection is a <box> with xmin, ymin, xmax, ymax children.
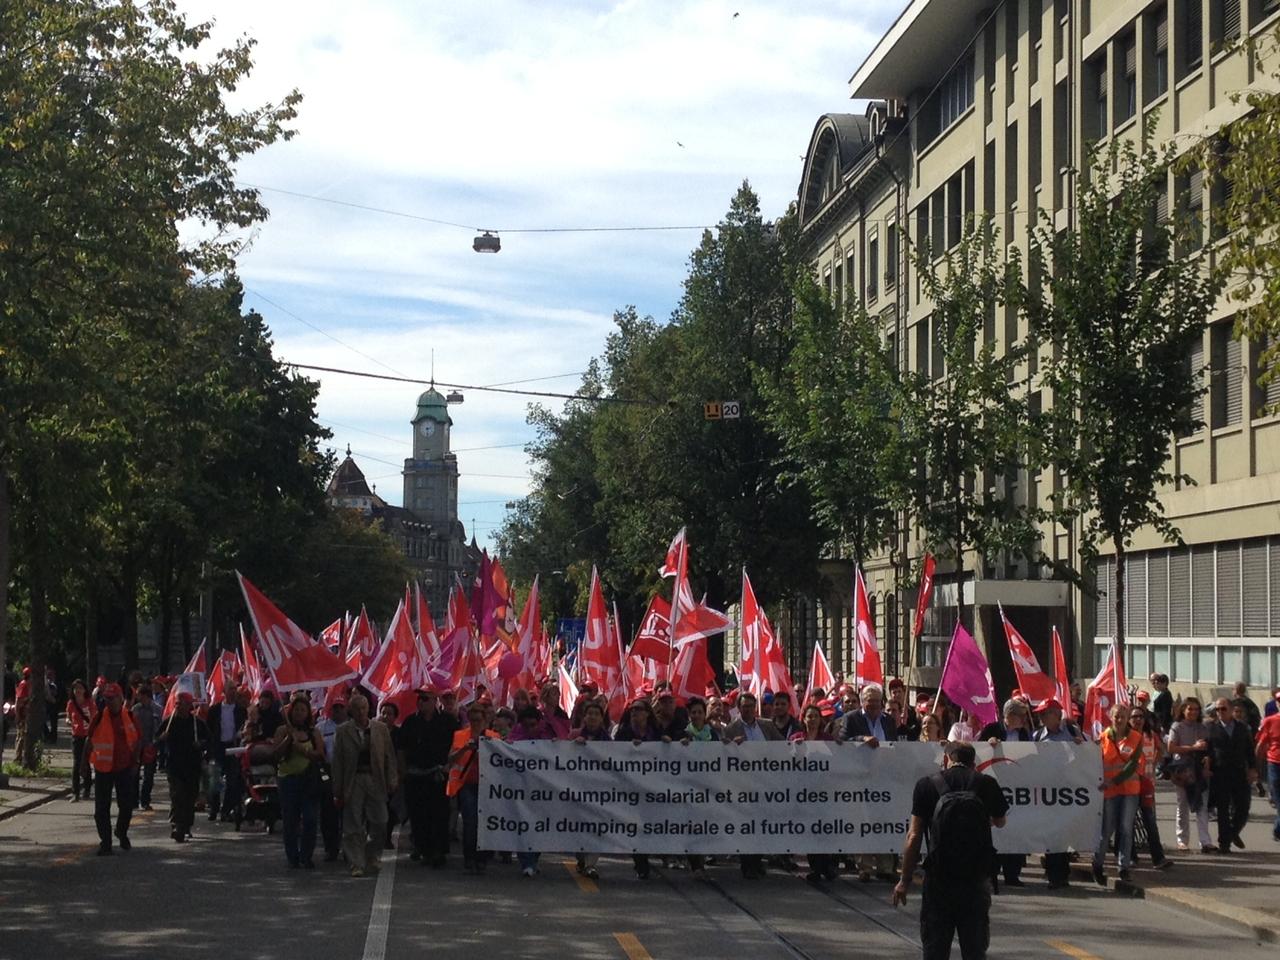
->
<box><xmin>1092</xmin><ymin>701</ymin><xmax>1144</xmax><ymax>885</ymax></box>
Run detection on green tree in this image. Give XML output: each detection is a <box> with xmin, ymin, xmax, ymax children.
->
<box><xmin>0</xmin><ymin>0</ymin><xmax>299</xmax><ymax>767</ymax></box>
<box><xmin>1021</xmin><ymin>137</ymin><xmax>1225</xmax><ymax>658</ymax></box>
<box><xmin>764</xmin><ymin>273</ymin><xmax>908</xmax><ymax>571</ymax></box>
<box><xmin>901</xmin><ymin>219</ymin><xmax>1043</xmax><ymax>631</ymax></box>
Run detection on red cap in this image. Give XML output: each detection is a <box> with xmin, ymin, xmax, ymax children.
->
<box><xmin>1136</xmin><ymin>690</ymin><xmax>1151</xmax><ymax>702</ymax></box>
<box><xmin>101</xmin><ymin>682</ymin><xmax>124</xmax><ymax>699</ymax></box>
<box><xmin>1034</xmin><ymin>698</ymin><xmax>1064</xmax><ymax>714</ymax></box>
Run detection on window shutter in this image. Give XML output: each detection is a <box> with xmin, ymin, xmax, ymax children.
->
<box><xmin>1222</xmin><ymin>0</ymin><xmax>1241</xmax><ymax>41</ymax></box>
<box><xmin>1149</xmin><ymin>552</ymin><xmax>1169</xmax><ymax>636</ymax></box>
<box><xmin>1096</xmin><ymin>558</ymin><xmax>1113</xmax><ymax>638</ymax></box>
<box><xmin>1169</xmin><ymin>549</ymin><xmax>1191</xmax><ymax>635</ymax></box>
<box><xmin>1127</xmin><ymin>556</ymin><xmax>1148</xmax><ymax>637</ymax></box>
<box><xmin>1271</xmin><ymin>538</ymin><xmax>1280</xmax><ymax>636</ymax></box>
<box><xmin>1242</xmin><ymin>539</ymin><xmax>1268</xmax><ymax>636</ymax></box>
<box><xmin>1155</xmin><ymin>188</ymin><xmax>1169</xmax><ymax>224</ymax></box>
<box><xmin>1188</xmin><ymin>168</ymin><xmax>1204</xmax><ymax>210</ymax></box>
<box><xmin>1188</xmin><ymin>336</ymin><xmax>1205</xmax><ymax>426</ymax></box>
<box><xmin>1155</xmin><ymin>8</ymin><xmax>1169</xmax><ymax>53</ymax></box>
<box><xmin>1185</xmin><ymin>0</ymin><xmax>1203</xmax><ymax>67</ymax></box>
<box><xmin>1265</xmin><ymin>337</ymin><xmax>1280</xmax><ymax>411</ymax></box>
<box><xmin>1125</xmin><ymin>36</ymin><xmax>1137</xmax><ymax>75</ymax></box>
<box><xmin>1216</xmin><ymin>543</ymin><xmax>1241</xmax><ymax>635</ymax></box>
<box><xmin>1225</xmin><ymin>334</ymin><xmax>1242</xmax><ymax>425</ymax></box>
<box><xmin>1191</xmin><ymin>544</ymin><xmax>1215</xmax><ymax>636</ymax></box>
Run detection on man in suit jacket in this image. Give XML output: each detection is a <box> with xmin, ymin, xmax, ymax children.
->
<box><xmin>840</xmin><ymin>683</ymin><xmax>899</xmax><ymax>745</ymax></box>
<box><xmin>206</xmin><ymin>686</ymin><xmax>248</xmax><ymax>821</ymax></box>
<box><xmin>723</xmin><ymin>692</ymin><xmax>782</xmax><ymax>743</ymax></box>
<box><xmin>332</xmin><ymin>694</ymin><xmax>399</xmax><ymax>877</ymax></box>
<box><xmin>1208</xmin><ymin>696</ymin><xmax>1258</xmax><ymax>851</ymax></box>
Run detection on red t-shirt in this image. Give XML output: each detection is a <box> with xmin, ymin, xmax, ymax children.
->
<box><xmin>1256</xmin><ymin>713</ymin><xmax>1280</xmax><ymax>766</ymax></box>
<box><xmin>14</xmin><ymin>679</ymin><xmax>30</xmax><ymax>719</ymax></box>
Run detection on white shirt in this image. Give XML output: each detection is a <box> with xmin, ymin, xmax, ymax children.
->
<box><xmin>317</xmin><ymin>718</ymin><xmax>338</xmax><ymax>761</ymax></box>
<box><xmin>948</xmin><ymin>721</ymin><xmax>978</xmax><ymax>742</ymax></box>
<box><xmin>742</xmin><ymin>720</ymin><xmax>767</xmax><ymax>742</ymax></box>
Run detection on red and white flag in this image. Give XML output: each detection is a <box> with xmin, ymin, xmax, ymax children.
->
<box><xmin>803</xmin><ymin>642</ymin><xmax>835</xmax><ymax>709</ymax></box>
<box><xmin>240</xmin><ymin>624</ymin><xmax>264</xmax><ymax>697</ymax></box>
<box><xmin>364</xmin><ymin>599</ymin><xmax>449</xmax><ymax>723</ymax></box>
<box><xmin>630</xmin><ymin>595</ymin><xmax>673</xmax><ymax>662</ymax></box>
<box><xmin>416</xmin><ymin>584</ymin><xmax>441</xmax><ymax>660</ymax></box>
<box><xmin>1084</xmin><ymin>641</ymin><xmax>1129</xmax><ymax>740</ymax></box>
<box><xmin>913</xmin><ymin>553</ymin><xmax>936</xmax><ymax>638</ymax></box>
<box><xmin>669</xmin><ymin>632</ymin><xmax>716</xmax><ymax>704</ymax></box>
<box><xmin>853</xmin><ymin>567</ymin><xmax>884</xmax><ymax>687</ymax></box>
<box><xmin>206</xmin><ymin>649</ymin><xmax>239</xmax><ymax>704</ymax></box>
<box><xmin>999</xmin><ymin>603</ymin><xmax>1057</xmax><ymax>706</ymax></box>
<box><xmin>163</xmin><ymin>639</ymin><xmax>209</xmax><ymax>719</ymax></box>
<box><xmin>579</xmin><ymin>566</ymin><xmax>622</xmax><ymax>702</ymax></box>
<box><xmin>1051</xmin><ymin>626</ymin><xmax>1072</xmax><ymax>712</ymax></box>
<box><xmin>320</xmin><ymin>619</ymin><xmax>344</xmax><ymax>654</ymax></box>
<box><xmin>558</xmin><ymin>662</ymin><xmax>580</xmax><ymax>715</ymax></box>
<box><xmin>659</xmin><ymin>527</ymin><xmax>687</xmax><ymax>579</ymax></box>
<box><xmin>740</xmin><ymin>569</ymin><xmax>793</xmax><ymax>699</ymax></box>
<box><xmin>237</xmin><ymin>572</ymin><xmax>356</xmax><ymax>693</ymax></box>
<box><xmin>345</xmin><ymin>606</ymin><xmax>379</xmax><ymax>675</ymax></box>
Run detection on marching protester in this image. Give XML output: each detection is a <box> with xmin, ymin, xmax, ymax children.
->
<box><xmin>769</xmin><ymin>690</ymin><xmax>800</xmax><ymax>739</ymax></box>
<box><xmin>273</xmin><ymin>694</ymin><xmax>326</xmax><ymax>869</ymax></box>
<box><xmin>1128</xmin><ymin>705</ymin><xmax>1172</xmax><ymax>870</ymax></box>
<box><xmin>981</xmin><ymin>699</ymin><xmax>1034</xmax><ymax>887</ymax></box>
<box><xmin>1256</xmin><ymin>702</ymin><xmax>1280</xmax><ymax>839</ymax></box>
<box><xmin>1093</xmin><ymin>703</ymin><xmax>1144</xmax><ymax>884</ymax></box>
<box><xmin>919</xmin><ymin>714</ymin><xmax>944</xmax><ymax>743</ymax></box>
<box><xmin>893</xmin><ymin>740</ymin><xmax>1009</xmax><ymax>960</ymax></box>
<box><xmin>398</xmin><ymin>688</ymin><xmax>460</xmax><ymax>868</ymax></box>
<box><xmin>1208</xmin><ymin>696</ymin><xmax>1258</xmax><ymax>852</ymax></box>
<box><xmin>792</xmin><ymin>703</ymin><xmax>837</xmax><ymax>883</ymax></box>
<box><xmin>1148</xmin><ymin>673</ymin><xmax>1174</xmax><ymax>734</ymax></box>
<box><xmin>614</xmin><ymin>697</ymin><xmax>664</xmax><ymax>880</ymax></box>
<box><xmin>66</xmin><ymin>679</ymin><xmax>96</xmax><ymax>802</ymax></box>
<box><xmin>316</xmin><ymin>697</ymin><xmax>346</xmax><ymax>861</ymax></box>
<box><xmin>83</xmin><ymin>683</ymin><xmax>141</xmax><ymax>856</ymax></box>
<box><xmin>652</xmin><ymin>689</ymin><xmax>689</xmax><ymax>741</ymax></box>
<box><xmin>332</xmin><ymin>694</ymin><xmax>398</xmax><ymax>878</ymax></box>
<box><xmin>447</xmin><ymin>700</ymin><xmax>500</xmax><ymax>874</ymax></box>
<box><xmin>156</xmin><ymin>692</ymin><xmax>208</xmax><ymax>843</ymax></box>
<box><xmin>207</xmin><ymin>682</ymin><xmax>247</xmax><ymax>822</ymax></box>
<box><xmin>1166</xmin><ymin>697</ymin><xmax>1214</xmax><ymax>851</ymax></box>
<box><xmin>889</xmin><ymin>679</ymin><xmax>921</xmax><ymax>741</ymax></box>
<box><xmin>682</xmin><ymin>697</ymin><xmax>719</xmax><ymax>743</ymax></box>
<box><xmin>130</xmin><ymin>677</ymin><xmax>162</xmax><ymax>811</ymax></box>
<box><xmin>842</xmin><ymin>682</ymin><xmax>899</xmax><ymax>883</ymax></box>
<box><xmin>947</xmin><ymin>710</ymin><xmax>979</xmax><ymax>744</ymax></box>
<box><xmin>570</xmin><ymin>700</ymin><xmax>612</xmax><ymax>880</ymax></box>
<box><xmin>536</xmin><ymin>682</ymin><xmax>571</xmax><ymax>739</ymax></box>
<box><xmin>1032</xmin><ymin>699</ymin><xmax>1083</xmax><ymax>888</ymax></box>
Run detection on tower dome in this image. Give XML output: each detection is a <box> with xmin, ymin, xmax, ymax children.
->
<box><xmin>415</xmin><ymin>387</ymin><xmax>451</xmax><ymax>423</ymax></box>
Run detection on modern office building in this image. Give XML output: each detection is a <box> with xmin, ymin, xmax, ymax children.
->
<box><xmin>793</xmin><ymin>0</ymin><xmax>1280</xmax><ymax>701</ymax></box>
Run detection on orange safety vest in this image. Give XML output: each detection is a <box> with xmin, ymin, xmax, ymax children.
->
<box><xmin>88</xmin><ymin>707</ymin><xmax>140</xmax><ymax>773</ymax></box>
<box><xmin>445</xmin><ymin>727</ymin><xmax>499</xmax><ymax>797</ymax></box>
<box><xmin>1100</xmin><ymin>727</ymin><xmax>1144</xmax><ymax>798</ymax></box>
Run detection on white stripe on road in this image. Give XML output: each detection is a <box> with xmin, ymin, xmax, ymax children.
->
<box><xmin>362</xmin><ymin>826</ymin><xmax>400</xmax><ymax>960</ymax></box>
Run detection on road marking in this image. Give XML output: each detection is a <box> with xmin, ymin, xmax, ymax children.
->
<box><xmin>562</xmin><ymin>858</ymin><xmax>599</xmax><ymax>893</ymax></box>
<box><xmin>613</xmin><ymin>933</ymin><xmax>653</xmax><ymax>960</ymax></box>
<box><xmin>361</xmin><ymin>826</ymin><xmax>400</xmax><ymax>960</ymax></box>
<box><xmin>1046</xmin><ymin>940</ymin><xmax>1104</xmax><ymax>960</ymax></box>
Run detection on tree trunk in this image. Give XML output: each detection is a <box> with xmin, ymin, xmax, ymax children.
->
<box><xmin>121</xmin><ymin>565</ymin><xmax>139</xmax><ymax>672</ymax></box>
<box><xmin>1113</xmin><ymin>539</ymin><xmax>1126</xmax><ymax>661</ymax></box>
<box><xmin>0</xmin><ymin>467</ymin><xmax>10</xmax><ymax>772</ymax></box>
<box><xmin>23</xmin><ymin>535</ymin><xmax>50</xmax><ymax>771</ymax></box>
<box><xmin>180</xmin><ymin>595</ymin><xmax>193</xmax><ymax>663</ymax></box>
<box><xmin>158</xmin><ymin>592</ymin><xmax>173</xmax><ymax>675</ymax></box>
<box><xmin>84</xmin><ymin>597</ymin><xmax>98</xmax><ymax>685</ymax></box>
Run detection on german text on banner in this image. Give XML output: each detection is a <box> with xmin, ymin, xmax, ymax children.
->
<box><xmin>477</xmin><ymin>740</ymin><xmax>1101</xmax><ymax>856</ymax></box>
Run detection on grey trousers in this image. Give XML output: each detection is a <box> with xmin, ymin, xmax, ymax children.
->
<box><xmin>342</xmin><ymin>772</ymin><xmax>388</xmax><ymax>871</ymax></box>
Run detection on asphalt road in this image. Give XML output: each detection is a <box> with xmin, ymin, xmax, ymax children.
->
<box><xmin>0</xmin><ymin>784</ymin><xmax>1268</xmax><ymax>960</ymax></box>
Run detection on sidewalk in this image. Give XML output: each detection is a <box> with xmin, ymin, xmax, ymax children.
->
<box><xmin>0</xmin><ymin>737</ymin><xmax>73</xmax><ymax>822</ymax></box>
<box><xmin>1074</xmin><ymin>782</ymin><xmax>1280</xmax><ymax>942</ymax></box>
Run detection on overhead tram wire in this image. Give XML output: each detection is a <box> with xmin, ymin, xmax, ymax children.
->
<box><xmin>285</xmin><ymin>362</ymin><xmax>665</xmax><ymax>407</ymax></box>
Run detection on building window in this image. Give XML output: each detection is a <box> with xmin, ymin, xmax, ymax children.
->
<box><xmin>924</xmin><ymin>54</ymin><xmax>975</xmax><ymax>144</ymax></box>
<box><xmin>915</xmin><ymin>320</ymin><xmax>929</xmax><ymax>378</ymax></box>
<box><xmin>868</xmin><ymin>237</ymin><xmax>880</xmax><ymax>301</ymax></box>
<box><xmin>1182</xmin><ymin>0</ymin><xmax>1203</xmax><ymax>72</ymax></box>
<box><xmin>1215</xmin><ymin>0</ymin><xmax>1242</xmax><ymax>43</ymax></box>
<box><xmin>834</xmin><ymin>262</ymin><xmax>844</xmax><ymax>304</ymax></box>
<box><xmin>1090</xmin><ymin>55</ymin><xmax>1108</xmax><ymax>138</ymax></box>
<box><xmin>1253</xmin><ymin>336</ymin><xmax>1280</xmax><ymax>416</ymax></box>
<box><xmin>947</xmin><ymin>174</ymin><xmax>963</xmax><ymax>248</ymax></box>
<box><xmin>1185</xmin><ymin>333</ymin><xmax>1206</xmax><ymax>432</ymax></box>
<box><xmin>1176</xmin><ymin>168</ymin><xmax>1204</xmax><ymax>254</ymax></box>
<box><xmin>885</xmin><ymin>227</ymin><xmax>898</xmax><ymax>289</ymax></box>
<box><xmin>1119</xmin><ymin>31</ymin><xmax>1137</xmax><ymax>122</ymax></box>
<box><xmin>1153</xmin><ymin>4</ymin><xmax>1169</xmax><ymax>97</ymax></box>
<box><xmin>1211</xmin><ymin>322</ymin><xmax>1243</xmax><ymax>427</ymax></box>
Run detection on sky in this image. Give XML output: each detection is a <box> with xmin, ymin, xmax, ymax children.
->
<box><xmin>180</xmin><ymin>0</ymin><xmax>899</xmax><ymax>550</ymax></box>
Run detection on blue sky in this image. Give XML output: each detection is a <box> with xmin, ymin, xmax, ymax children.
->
<box><xmin>182</xmin><ymin>0</ymin><xmax>899</xmax><ymax>549</ymax></box>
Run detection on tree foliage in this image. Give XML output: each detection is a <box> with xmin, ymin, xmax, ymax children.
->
<box><xmin>1022</xmin><ymin>136</ymin><xmax>1225</xmax><ymax>655</ymax></box>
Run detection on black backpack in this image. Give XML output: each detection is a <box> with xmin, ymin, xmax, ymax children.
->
<box><xmin>925</xmin><ymin>771</ymin><xmax>994</xmax><ymax>882</ymax></box>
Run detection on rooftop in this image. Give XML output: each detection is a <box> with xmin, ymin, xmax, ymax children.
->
<box><xmin>848</xmin><ymin>0</ymin><xmax>989</xmax><ymax>100</ymax></box>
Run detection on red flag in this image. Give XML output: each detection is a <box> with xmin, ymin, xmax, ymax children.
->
<box><xmin>630</xmin><ymin>595</ymin><xmax>673</xmax><ymax>662</ymax></box>
<box><xmin>206</xmin><ymin>649</ymin><xmax>239</xmax><ymax>704</ymax></box>
<box><xmin>320</xmin><ymin>619</ymin><xmax>344</xmax><ymax>654</ymax></box>
<box><xmin>558</xmin><ymin>662</ymin><xmax>580</xmax><ymax>715</ymax></box>
<box><xmin>240</xmin><ymin>624</ymin><xmax>264</xmax><ymax>697</ymax></box>
<box><xmin>1084</xmin><ymin>641</ymin><xmax>1129</xmax><ymax>740</ymax></box>
<box><xmin>659</xmin><ymin>527</ymin><xmax>687</xmax><ymax>578</ymax></box>
<box><xmin>579</xmin><ymin>566</ymin><xmax>622</xmax><ymax>700</ymax></box>
<box><xmin>740</xmin><ymin>570</ymin><xmax>793</xmax><ymax>699</ymax></box>
<box><xmin>237</xmin><ymin>572</ymin><xmax>357</xmax><ymax>693</ymax></box>
<box><xmin>450</xmin><ymin>622</ymin><xmax>488</xmax><ymax>704</ymax></box>
<box><xmin>803</xmin><ymin>642</ymin><xmax>835</xmax><ymax>709</ymax></box>
<box><xmin>1051</xmin><ymin>626</ymin><xmax>1072</xmax><ymax>711</ymax></box>
<box><xmin>184</xmin><ymin>639</ymin><xmax>209</xmax><ymax>678</ymax></box>
<box><xmin>363</xmin><ymin>601</ymin><xmax>432</xmax><ymax>723</ymax></box>
<box><xmin>999</xmin><ymin>603</ymin><xmax>1057</xmax><ymax>706</ymax></box>
<box><xmin>163</xmin><ymin>639</ymin><xmax>209</xmax><ymax>719</ymax></box>
<box><xmin>345</xmin><ymin>606</ymin><xmax>378</xmax><ymax>675</ymax></box>
<box><xmin>853</xmin><ymin>567</ymin><xmax>884</xmax><ymax>687</ymax></box>
<box><xmin>416</xmin><ymin>584</ymin><xmax>441</xmax><ymax>660</ymax></box>
<box><xmin>913</xmin><ymin>553</ymin><xmax>936</xmax><ymax>638</ymax></box>
<box><xmin>669</xmin><ymin>633</ymin><xmax>715</xmax><ymax>704</ymax></box>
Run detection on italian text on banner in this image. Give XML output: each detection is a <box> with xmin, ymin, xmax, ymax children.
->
<box><xmin>477</xmin><ymin>739</ymin><xmax>1102</xmax><ymax>856</ymax></box>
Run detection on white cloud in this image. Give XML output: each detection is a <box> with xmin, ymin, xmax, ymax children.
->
<box><xmin>175</xmin><ymin>0</ymin><xmax>894</xmax><ymax>547</ymax></box>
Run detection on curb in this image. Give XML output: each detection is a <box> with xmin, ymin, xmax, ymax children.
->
<box><xmin>0</xmin><ymin>786</ymin><xmax>73</xmax><ymax>823</ymax></box>
<box><xmin>1069</xmin><ymin>863</ymin><xmax>1280</xmax><ymax>943</ymax></box>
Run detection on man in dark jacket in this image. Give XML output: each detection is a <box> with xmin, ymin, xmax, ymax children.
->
<box><xmin>980</xmin><ymin>699</ymin><xmax>1035</xmax><ymax>887</ymax></box>
<box><xmin>206</xmin><ymin>684</ymin><xmax>247</xmax><ymax>821</ymax></box>
<box><xmin>1208</xmin><ymin>696</ymin><xmax>1258</xmax><ymax>851</ymax></box>
<box><xmin>841</xmin><ymin>683</ymin><xmax>899</xmax><ymax>744</ymax></box>
<box><xmin>397</xmin><ymin>688</ymin><xmax>460</xmax><ymax>867</ymax></box>
<box><xmin>157</xmin><ymin>692</ymin><xmax>208</xmax><ymax>842</ymax></box>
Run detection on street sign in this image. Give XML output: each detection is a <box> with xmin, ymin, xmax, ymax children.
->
<box><xmin>722</xmin><ymin>400</ymin><xmax>741</xmax><ymax>419</ymax></box>
<box><xmin>704</xmin><ymin>401</ymin><xmax>722</xmax><ymax>420</ymax></box>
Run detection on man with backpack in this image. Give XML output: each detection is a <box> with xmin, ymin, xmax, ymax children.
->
<box><xmin>892</xmin><ymin>741</ymin><xmax>1009</xmax><ymax>960</ymax></box>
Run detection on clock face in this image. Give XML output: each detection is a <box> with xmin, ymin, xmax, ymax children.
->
<box><xmin>420</xmin><ymin>420</ymin><xmax>436</xmax><ymax>437</ymax></box>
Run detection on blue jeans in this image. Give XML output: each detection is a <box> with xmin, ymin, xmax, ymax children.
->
<box><xmin>1094</xmin><ymin>793</ymin><xmax>1139</xmax><ymax>870</ymax></box>
<box><xmin>518</xmin><ymin>851</ymin><xmax>541</xmax><ymax>871</ymax></box>
<box><xmin>278</xmin><ymin>773</ymin><xmax>319</xmax><ymax>866</ymax></box>
<box><xmin>1268</xmin><ymin>762</ymin><xmax>1280</xmax><ymax>840</ymax></box>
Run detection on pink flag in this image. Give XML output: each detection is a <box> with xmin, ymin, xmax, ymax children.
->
<box><xmin>740</xmin><ymin>569</ymin><xmax>793</xmax><ymax>700</ymax></box>
<box><xmin>237</xmin><ymin>572</ymin><xmax>357</xmax><ymax>693</ymax></box>
<box><xmin>853</xmin><ymin>567</ymin><xmax>884</xmax><ymax>687</ymax></box>
<box><xmin>999</xmin><ymin>603</ymin><xmax>1057</xmax><ymax>706</ymax></box>
<box><xmin>1051</xmin><ymin>626</ymin><xmax>1072</xmax><ymax>711</ymax></box>
<box><xmin>803</xmin><ymin>642</ymin><xmax>835</xmax><ymax>708</ymax></box>
<box><xmin>938</xmin><ymin>623</ymin><xmax>998</xmax><ymax>727</ymax></box>
<box><xmin>1084</xmin><ymin>641</ymin><xmax>1129</xmax><ymax>740</ymax></box>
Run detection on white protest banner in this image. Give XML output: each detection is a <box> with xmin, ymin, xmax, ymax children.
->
<box><xmin>478</xmin><ymin>739</ymin><xmax>1102</xmax><ymax>856</ymax></box>
<box><xmin>972</xmin><ymin>741</ymin><xmax>1103</xmax><ymax>854</ymax></box>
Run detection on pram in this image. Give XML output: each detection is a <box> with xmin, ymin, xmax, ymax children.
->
<box><xmin>231</xmin><ymin>743</ymin><xmax>280</xmax><ymax>833</ymax></box>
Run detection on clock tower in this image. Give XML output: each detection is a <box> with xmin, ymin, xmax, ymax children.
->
<box><xmin>403</xmin><ymin>387</ymin><xmax>458</xmax><ymax>530</ymax></box>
